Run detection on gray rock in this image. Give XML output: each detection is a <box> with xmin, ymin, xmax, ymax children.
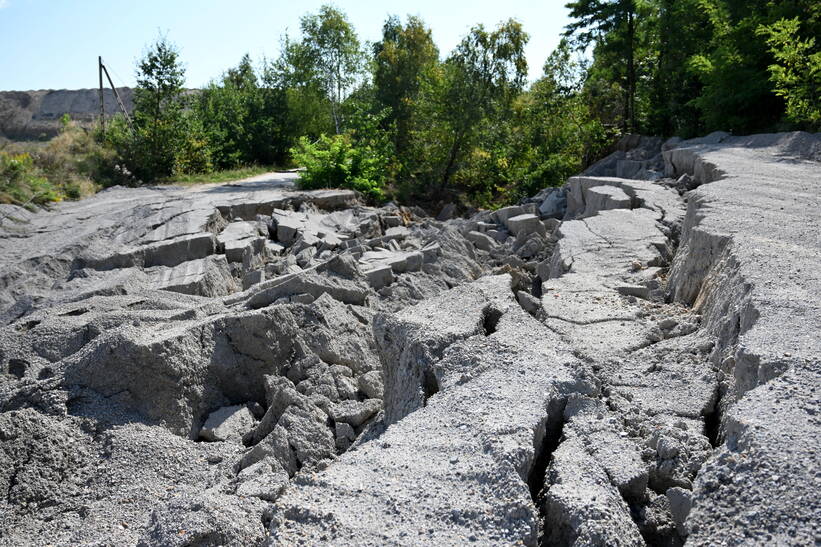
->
<box><xmin>505</xmin><ymin>213</ymin><xmax>546</xmax><ymax>237</ymax></box>
<box><xmin>364</xmin><ymin>264</ymin><xmax>394</xmax><ymax>290</ymax></box>
<box><xmin>538</xmin><ymin>187</ymin><xmax>567</xmax><ymax>219</ymax></box>
<box><xmin>382</xmin><ymin>215</ymin><xmax>402</xmax><ymax>227</ymax></box>
<box><xmin>2</xmin><ymin>133</ymin><xmax>819</xmax><ymax>547</ymax></box>
<box><xmin>666</xmin><ymin>486</ymin><xmax>693</xmax><ymax>533</ymax></box>
<box><xmin>242</xmin><ymin>268</ymin><xmax>264</xmax><ymax>290</ymax></box>
<box><xmin>493</xmin><ymin>205</ymin><xmax>524</xmax><ymax>224</ymax></box>
<box><xmin>235</xmin><ymin>458</ymin><xmax>290</xmax><ymax>501</ymax></box>
<box><xmin>139</xmin><ymin>492</ymin><xmax>266</xmax><ymax>547</ymax></box>
<box><xmin>464</xmin><ymin>230</ymin><xmax>496</xmax><ymax>251</ymax></box>
<box><xmin>516</xmin><ymin>290</ymin><xmax>541</xmax><ymax>315</ymax></box>
<box><xmin>357</xmin><ymin>370</ymin><xmax>384</xmax><ymax>399</ymax></box>
<box><xmin>330</xmin><ymin>399</ymin><xmax>381</xmax><ymax>428</ymax></box>
<box><xmin>275</xmin><ymin>214</ymin><xmax>302</xmax><ymax>244</ymax></box>
<box><xmin>582</xmin><ymin>185</ymin><xmax>632</xmax><ymax>217</ymax></box>
<box><xmin>335</xmin><ymin>422</ymin><xmax>356</xmax><ymax>451</ymax></box>
<box><xmin>199</xmin><ymin>405</ymin><xmax>256</xmax><ymax>443</ymax></box>
<box><xmin>544</xmin><ymin>437</ymin><xmax>644</xmax><ymax>546</ymax></box>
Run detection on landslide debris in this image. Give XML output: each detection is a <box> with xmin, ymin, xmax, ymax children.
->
<box><xmin>2</xmin><ymin>131</ymin><xmax>820</xmax><ymax>546</ymax></box>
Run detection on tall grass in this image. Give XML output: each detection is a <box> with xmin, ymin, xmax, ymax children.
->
<box><xmin>0</xmin><ymin>122</ymin><xmax>107</xmax><ymax>207</ymax></box>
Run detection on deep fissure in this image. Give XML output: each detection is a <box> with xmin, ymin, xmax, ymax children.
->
<box><xmin>703</xmin><ymin>385</ymin><xmax>723</xmax><ymax>448</ymax></box>
<box><xmin>481</xmin><ymin>306</ymin><xmax>502</xmax><ymax>336</ymax></box>
<box><xmin>529</xmin><ymin>398</ymin><xmax>567</xmax><ymax>547</ymax></box>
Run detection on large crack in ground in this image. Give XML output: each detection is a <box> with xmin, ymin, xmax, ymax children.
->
<box><xmin>525</xmin><ymin>174</ymin><xmax>723</xmax><ymax>547</ymax></box>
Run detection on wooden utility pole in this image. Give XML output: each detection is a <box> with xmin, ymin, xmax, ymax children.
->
<box><xmin>101</xmin><ymin>63</ymin><xmax>133</xmax><ymax>130</ymax></box>
<box><xmin>96</xmin><ymin>57</ymin><xmax>134</xmax><ymax>133</ymax></box>
<box><xmin>98</xmin><ymin>56</ymin><xmax>105</xmax><ymax>133</ymax></box>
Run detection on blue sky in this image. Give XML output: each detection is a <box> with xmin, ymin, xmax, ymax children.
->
<box><xmin>0</xmin><ymin>0</ymin><xmax>571</xmax><ymax>91</ymax></box>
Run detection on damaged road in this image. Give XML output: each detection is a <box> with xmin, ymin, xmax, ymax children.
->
<box><xmin>1</xmin><ymin>132</ymin><xmax>820</xmax><ymax>546</ymax></box>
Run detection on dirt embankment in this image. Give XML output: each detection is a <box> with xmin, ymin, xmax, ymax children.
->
<box><xmin>0</xmin><ymin>88</ymin><xmax>133</xmax><ymax>141</ymax></box>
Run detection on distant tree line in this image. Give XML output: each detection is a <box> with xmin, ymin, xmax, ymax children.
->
<box><xmin>100</xmin><ymin>1</ymin><xmax>820</xmax><ymax>207</ymax></box>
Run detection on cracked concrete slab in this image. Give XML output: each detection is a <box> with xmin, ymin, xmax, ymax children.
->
<box><xmin>1</xmin><ymin>133</ymin><xmax>819</xmax><ymax>546</ymax></box>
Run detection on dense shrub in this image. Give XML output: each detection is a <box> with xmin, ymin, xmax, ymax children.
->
<box><xmin>290</xmin><ymin>134</ymin><xmax>387</xmax><ymax>201</ymax></box>
<box><xmin>0</xmin><ymin>152</ymin><xmax>59</xmax><ymax>205</ymax></box>
<box><xmin>0</xmin><ymin>123</ymin><xmax>107</xmax><ymax>206</ymax></box>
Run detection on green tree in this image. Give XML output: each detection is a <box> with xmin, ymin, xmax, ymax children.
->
<box><xmin>564</xmin><ymin>0</ymin><xmax>640</xmax><ymax>131</ymax></box>
<box><xmin>130</xmin><ymin>36</ymin><xmax>188</xmax><ymax>180</ymax></box>
<box><xmin>646</xmin><ymin>0</ymin><xmax>711</xmax><ymax>137</ymax></box>
<box><xmin>758</xmin><ymin>16</ymin><xmax>821</xmax><ymax>127</ymax></box>
<box><xmin>266</xmin><ymin>39</ymin><xmax>335</xmax><ymax>148</ymax></box>
<box><xmin>197</xmin><ymin>54</ymin><xmax>291</xmax><ymax>168</ymax></box>
<box><xmin>294</xmin><ymin>5</ymin><xmax>365</xmax><ymax>134</ymax></box>
<box><xmin>514</xmin><ymin>39</ymin><xmax>608</xmax><ymax>196</ymax></box>
<box><xmin>436</xmin><ymin>19</ymin><xmax>529</xmax><ymax>192</ymax></box>
<box><xmin>372</xmin><ymin>15</ymin><xmax>440</xmax><ymax>156</ymax></box>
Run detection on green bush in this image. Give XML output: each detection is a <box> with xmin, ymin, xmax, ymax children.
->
<box><xmin>290</xmin><ymin>134</ymin><xmax>386</xmax><ymax>201</ymax></box>
<box><xmin>0</xmin><ymin>152</ymin><xmax>61</xmax><ymax>206</ymax></box>
<box><xmin>172</xmin><ymin>115</ymin><xmax>213</xmax><ymax>176</ymax></box>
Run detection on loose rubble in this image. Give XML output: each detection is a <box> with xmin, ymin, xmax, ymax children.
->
<box><xmin>1</xmin><ymin>132</ymin><xmax>819</xmax><ymax>546</ymax></box>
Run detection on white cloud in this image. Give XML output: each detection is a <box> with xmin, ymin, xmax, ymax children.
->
<box><xmin>0</xmin><ymin>0</ymin><xmax>8</xmax><ymax>9</ymax></box>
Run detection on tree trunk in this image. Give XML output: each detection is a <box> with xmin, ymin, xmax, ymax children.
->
<box><xmin>440</xmin><ymin>133</ymin><xmax>462</xmax><ymax>192</ymax></box>
<box><xmin>626</xmin><ymin>6</ymin><xmax>636</xmax><ymax>132</ymax></box>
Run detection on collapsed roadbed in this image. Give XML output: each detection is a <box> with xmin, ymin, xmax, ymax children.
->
<box><xmin>1</xmin><ymin>132</ymin><xmax>819</xmax><ymax>546</ymax></box>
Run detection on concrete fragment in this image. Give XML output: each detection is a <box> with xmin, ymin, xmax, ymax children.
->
<box><xmin>153</xmin><ymin>255</ymin><xmax>237</xmax><ymax>297</ymax></box>
<box><xmin>538</xmin><ymin>187</ymin><xmax>567</xmax><ymax>219</ymax></box>
<box><xmin>464</xmin><ymin>230</ymin><xmax>496</xmax><ymax>251</ymax></box>
<box><xmin>242</xmin><ymin>269</ymin><xmax>264</xmax><ymax>290</ymax></box>
<box><xmin>516</xmin><ymin>290</ymin><xmax>541</xmax><ymax>315</ymax></box>
<box><xmin>335</xmin><ymin>422</ymin><xmax>356</xmax><ymax>451</ymax></box>
<box><xmin>235</xmin><ymin>458</ymin><xmax>290</xmax><ymax>501</ymax></box>
<box><xmin>275</xmin><ymin>215</ymin><xmax>302</xmax><ymax>244</ymax></box>
<box><xmin>364</xmin><ymin>265</ymin><xmax>394</xmax><ymax>290</ymax></box>
<box><xmin>329</xmin><ymin>399</ymin><xmax>381</xmax><ymax>428</ymax></box>
<box><xmin>357</xmin><ymin>370</ymin><xmax>384</xmax><ymax>399</ymax></box>
<box><xmin>563</xmin><ymin>395</ymin><xmax>649</xmax><ymax>501</ymax></box>
<box><xmin>421</xmin><ymin>243</ymin><xmax>440</xmax><ymax>262</ymax></box>
<box><xmin>493</xmin><ymin>205</ymin><xmax>524</xmax><ymax>224</ymax></box>
<box><xmin>199</xmin><ymin>405</ymin><xmax>256</xmax><ymax>443</ymax></box>
<box><xmin>382</xmin><ymin>215</ymin><xmax>402</xmax><ymax>227</ymax></box>
<box><xmin>582</xmin><ymin>185</ymin><xmax>632</xmax><ymax>217</ymax></box>
<box><xmin>666</xmin><ymin>486</ymin><xmax>692</xmax><ymax>534</ymax></box>
<box><xmin>270</xmin><ymin>275</ymin><xmax>594</xmax><ymax>545</ymax></box>
<box><xmin>505</xmin><ymin>213</ymin><xmax>546</xmax><ymax>237</ymax></box>
<box><xmin>143</xmin><ymin>233</ymin><xmax>216</xmax><ymax>268</ymax></box>
<box><xmin>543</xmin><ymin>437</ymin><xmax>645</xmax><ymax>547</ymax></box>
<box><xmin>404</xmin><ymin>251</ymin><xmax>423</xmax><ymax>272</ymax></box>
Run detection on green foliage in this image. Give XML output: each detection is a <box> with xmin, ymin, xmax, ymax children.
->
<box><xmin>196</xmin><ymin>54</ymin><xmax>291</xmax><ymax>169</ymax></box>
<box><xmin>0</xmin><ymin>123</ymin><xmax>105</xmax><ymax>205</ymax></box>
<box><xmin>280</xmin><ymin>5</ymin><xmax>365</xmax><ymax>134</ymax></box>
<box><xmin>173</xmin><ymin>113</ymin><xmax>213</xmax><ymax>176</ymax></box>
<box><xmin>405</xmin><ymin>19</ymin><xmax>530</xmax><ymax>199</ymax></box>
<box><xmin>373</xmin><ymin>15</ymin><xmax>439</xmax><ymax>156</ymax></box>
<box><xmin>683</xmin><ymin>1</ymin><xmax>781</xmax><ymax>133</ymax></box>
<box><xmin>559</xmin><ymin>0</ymin><xmax>821</xmax><ymax>137</ymax></box>
<box><xmin>0</xmin><ymin>152</ymin><xmax>58</xmax><ymax>206</ymax></box>
<box><xmin>127</xmin><ymin>36</ymin><xmax>195</xmax><ymax>181</ymax></box>
<box><xmin>565</xmin><ymin>0</ymin><xmax>643</xmax><ymax>131</ymax></box>
<box><xmin>515</xmin><ymin>43</ymin><xmax>610</xmax><ymax>196</ymax></box>
<box><xmin>758</xmin><ymin>17</ymin><xmax>821</xmax><ymax>127</ymax></box>
<box><xmin>43</xmin><ymin>2</ymin><xmax>821</xmax><ymax>210</ymax></box>
<box><xmin>290</xmin><ymin>133</ymin><xmax>388</xmax><ymax>201</ymax></box>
